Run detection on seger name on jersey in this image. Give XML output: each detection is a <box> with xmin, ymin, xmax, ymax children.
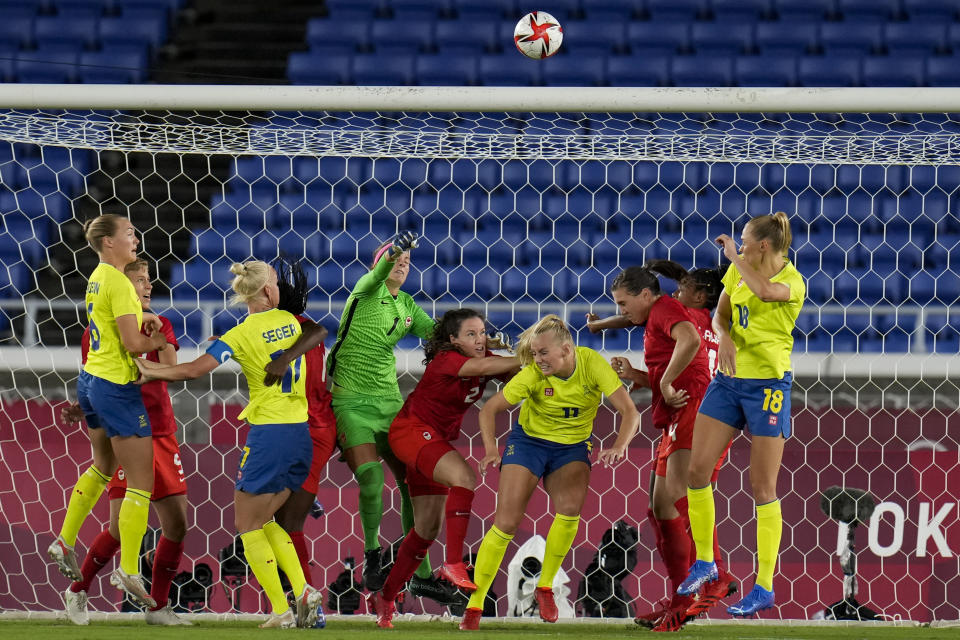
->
<box><xmin>262</xmin><ymin>323</ymin><xmax>297</xmax><ymax>344</ymax></box>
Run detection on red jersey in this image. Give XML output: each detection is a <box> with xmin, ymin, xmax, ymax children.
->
<box><xmin>686</xmin><ymin>306</ymin><xmax>720</xmax><ymax>378</ymax></box>
<box><xmin>396</xmin><ymin>349</ymin><xmax>495</xmax><ymax>441</ymax></box>
<box><xmin>643</xmin><ymin>296</ymin><xmax>711</xmax><ymax>428</ymax></box>
<box><xmin>295</xmin><ymin>315</ymin><xmax>335</xmax><ymax>430</ymax></box>
<box><xmin>81</xmin><ymin>314</ymin><xmax>179</xmax><ymax>437</ymax></box>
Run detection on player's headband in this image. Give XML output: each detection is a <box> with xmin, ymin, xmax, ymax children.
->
<box><xmin>373</xmin><ymin>243</ymin><xmax>393</xmax><ymax>264</ymax></box>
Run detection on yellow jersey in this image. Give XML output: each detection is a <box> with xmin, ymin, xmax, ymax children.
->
<box><xmin>502</xmin><ymin>346</ymin><xmax>622</xmax><ymax>445</ymax></box>
<box><xmin>83</xmin><ymin>263</ymin><xmax>143</xmax><ymax>385</ymax></box>
<box><xmin>207</xmin><ymin>308</ymin><xmax>309</xmax><ymax>425</ymax></box>
<box><xmin>723</xmin><ymin>260</ymin><xmax>805</xmax><ymax>380</ymax></box>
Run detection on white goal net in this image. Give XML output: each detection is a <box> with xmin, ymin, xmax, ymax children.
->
<box><xmin>0</xmin><ymin>86</ymin><xmax>958</xmax><ymax>623</ymax></box>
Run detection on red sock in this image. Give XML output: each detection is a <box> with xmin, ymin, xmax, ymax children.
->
<box><xmin>444</xmin><ymin>487</ymin><xmax>474</xmax><ymax>565</ymax></box>
<box><xmin>72</xmin><ymin>529</ymin><xmax>120</xmax><ymax>593</ymax></box>
<box><xmin>382</xmin><ymin>529</ymin><xmax>433</xmax><ymax>601</ymax></box>
<box><xmin>149</xmin><ymin>536</ymin><xmax>184</xmax><ymax>610</ymax></box>
<box><xmin>675</xmin><ymin>496</ymin><xmax>726</xmax><ymax>574</ymax></box>
<box><xmin>647</xmin><ymin>508</ymin><xmax>664</xmax><ymax>564</ymax></box>
<box><xmin>657</xmin><ymin>516</ymin><xmax>692</xmax><ymax>605</ymax></box>
<box><xmin>288</xmin><ymin>530</ymin><xmax>313</xmax><ymax>585</ymax></box>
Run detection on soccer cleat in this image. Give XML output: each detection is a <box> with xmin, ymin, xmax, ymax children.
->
<box><xmin>145</xmin><ymin>605</ymin><xmax>192</xmax><ymax>626</ymax></box>
<box><xmin>62</xmin><ymin>588</ymin><xmax>89</xmax><ymax>626</ymax></box>
<box><xmin>686</xmin><ymin>571</ymin><xmax>738</xmax><ymax>619</ymax></box>
<box><xmin>109</xmin><ymin>568</ymin><xmax>157</xmax><ymax>609</ymax></box>
<box><xmin>652</xmin><ymin>601</ymin><xmax>692</xmax><ymax>632</ymax></box>
<box><xmin>48</xmin><ymin>536</ymin><xmax>82</xmax><ymax>581</ymax></box>
<box><xmin>459</xmin><ymin>607</ymin><xmax>482</xmax><ymax>630</ymax></box>
<box><xmin>439</xmin><ymin>562</ymin><xmax>478</xmax><ymax>592</ymax></box>
<box><xmin>534</xmin><ymin>586</ymin><xmax>558</xmax><ymax>623</ymax></box>
<box><xmin>409</xmin><ymin>574</ymin><xmax>460</xmax><ymax>605</ymax></box>
<box><xmin>363</xmin><ymin>547</ymin><xmax>385</xmax><ymax>591</ymax></box>
<box><xmin>676</xmin><ymin>559</ymin><xmax>718</xmax><ymax>596</ymax></box>
<box><xmin>313</xmin><ymin>602</ymin><xmax>327</xmax><ymax>629</ymax></box>
<box><xmin>727</xmin><ymin>584</ymin><xmax>775</xmax><ymax>617</ymax></box>
<box><xmin>296</xmin><ymin>584</ymin><xmax>324</xmax><ymax>628</ymax></box>
<box><xmin>634</xmin><ymin>598</ymin><xmax>670</xmax><ymax>628</ymax></box>
<box><xmin>259</xmin><ymin>608</ymin><xmax>296</xmax><ymax>628</ymax></box>
<box><xmin>366</xmin><ymin>591</ymin><xmax>396</xmax><ymax>629</ymax></box>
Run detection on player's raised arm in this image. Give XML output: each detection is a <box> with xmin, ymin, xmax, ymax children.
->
<box><xmin>597</xmin><ymin>385</ymin><xmax>641</xmax><ymax>467</ymax></box>
<box><xmin>136</xmin><ymin>353</ymin><xmax>219</xmax><ymax>383</ymax></box>
<box><xmin>585</xmin><ymin>312</ymin><xmax>635</xmax><ymax>333</ymax></box>
<box><xmin>477</xmin><ymin>391</ymin><xmax>514</xmax><ymax>474</ymax></box>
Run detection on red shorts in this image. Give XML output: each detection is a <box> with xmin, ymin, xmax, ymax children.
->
<box><xmin>651</xmin><ymin>399</ymin><xmax>728</xmax><ymax>482</ymax></box>
<box><xmin>301</xmin><ymin>421</ymin><xmax>337</xmax><ymax>494</ymax></box>
<box><xmin>107</xmin><ymin>433</ymin><xmax>186</xmax><ymax>501</ymax></box>
<box><xmin>388</xmin><ymin>414</ymin><xmax>453</xmax><ymax>498</ymax></box>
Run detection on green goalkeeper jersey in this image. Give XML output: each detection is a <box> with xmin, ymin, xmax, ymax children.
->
<box><xmin>327</xmin><ymin>254</ymin><xmax>434</xmax><ymax>399</ymax></box>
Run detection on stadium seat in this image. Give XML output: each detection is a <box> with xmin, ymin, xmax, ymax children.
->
<box><xmin>326</xmin><ymin>0</ymin><xmax>379</xmax><ymax>20</ymax></box>
<box><xmin>581</xmin><ymin>2</ymin><xmax>636</xmax><ymax>22</ymax></box>
<box><xmin>774</xmin><ymin>0</ymin><xmax>835</xmax><ymax>22</ymax></box>
<box><xmin>926</xmin><ymin>314</ymin><xmax>960</xmax><ymax>353</ymax></box>
<box><xmin>35</xmin><ymin>15</ymin><xmax>99</xmax><ymax>50</ymax></box>
<box><xmin>903</xmin><ymin>0</ymin><xmax>957</xmax><ymax>22</ymax></box>
<box><xmin>434</xmin><ymin>19</ymin><xmax>501</xmax><ymax>55</ymax></box>
<box><xmin>99</xmin><ymin>14</ymin><xmax>167</xmax><ymax>51</ymax></box>
<box><xmin>78</xmin><ymin>49</ymin><xmax>147</xmax><ymax>83</ymax></box>
<box><xmin>540</xmin><ymin>56</ymin><xmax>604</xmax><ymax>86</ymax></box>
<box><xmin>415</xmin><ymin>55</ymin><xmax>477</xmax><ymax>85</ymax></box>
<box><xmin>305</xmin><ymin>19</ymin><xmax>370</xmax><ymax>53</ymax></box>
<box><xmin>927</xmin><ymin>56</ymin><xmax>960</xmax><ymax>87</ymax></box>
<box><xmin>450</xmin><ymin>0</ymin><xmax>515</xmax><ymax>21</ymax></box>
<box><xmin>884</xmin><ymin>22</ymin><xmax>947</xmax><ymax>57</ymax></box>
<box><xmin>646</xmin><ymin>0</ymin><xmax>704</xmax><ymax>22</ymax></box>
<box><xmin>478</xmin><ymin>53</ymin><xmax>539</xmax><ymax>86</ymax></box>
<box><xmin>862</xmin><ymin>56</ymin><xmax>925</xmax><ymax>87</ymax></box>
<box><xmin>670</xmin><ymin>55</ymin><xmax>733</xmax><ymax>87</ymax></box>
<box><xmin>819</xmin><ymin>23</ymin><xmax>883</xmax><ymax>57</ymax></box>
<box><xmin>836</xmin><ymin>0</ymin><xmax>901</xmax><ymax>22</ymax></box>
<box><xmin>561</xmin><ymin>20</ymin><xmax>628</xmax><ymax>56</ymax></box>
<box><xmin>754</xmin><ymin>21</ymin><xmax>818</xmax><ymax>56</ymax></box>
<box><xmin>711</xmin><ymin>0</ymin><xmax>770</xmax><ymax>22</ymax></box>
<box><xmin>15</xmin><ymin>48</ymin><xmax>80</xmax><ymax>83</ymax></box>
<box><xmin>626</xmin><ymin>21</ymin><xmax>690</xmax><ymax>56</ymax></box>
<box><xmin>0</xmin><ymin>11</ymin><xmax>35</xmax><ymax>49</ymax></box>
<box><xmin>735</xmin><ymin>55</ymin><xmax>796</xmax><ymax>86</ymax></box>
<box><xmin>797</xmin><ymin>56</ymin><xmax>862</xmax><ymax>87</ymax></box>
<box><xmin>287</xmin><ymin>52</ymin><xmax>352</xmax><ymax>85</ymax></box>
<box><xmin>370</xmin><ymin>19</ymin><xmax>434</xmax><ymax>55</ymax></box>
<box><xmin>352</xmin><ymin>54</ymin><xmax>416</xmax><ymax>85</ymax></box>
<box><xmin>389</xmin><ymin>0</ymin><xmax>444</xmax><ymax>20</ymax></box>
<box><xmin>690</xmin><ymin>22</ymin><xmax>754</xmax><ymax>56</ymax></box>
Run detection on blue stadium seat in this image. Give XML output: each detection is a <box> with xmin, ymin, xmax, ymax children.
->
<box><xmin>797</xmin><ymin>56</ymin><xmax>862</xmax><ymax>87</ymax></box>
<box><xmin>305</xmin><ymin>20</ymin><xmax>370</xmax><ymax>53</ymax></box>
<box><xmin>0</xmin><ymin>11</ymin><xmax>35</xmax><ymax>49</ymax></box>
<box><xmin>389</xmin><ymin>0</ymin><xmax>444</xmax><ymax>20</ymax></box>
<box><xmin>53</xmin><ymin>0</ymin><xmax>108</xmax><ymax>11</ymax></box>
<box><xmin>627</xmin><ymin>21</ymin><xmax>690</xmax><ymax>56</ymax></box>
<box><xmin>287</xmin><ymin>52</ymin><xmax>352</xmax><ymax>85</ymax></box>
<box><xmin>15</xmin><ymin>48</ymin><xmax>79</xmax><ymax>83</ymax></box>
<box><xmin>450</xmin><ymin>0</ymin><xmax>515</xmax><ymax>21</ymax></box>
<box><xmin>434</xmin><ymin>19</ymin><xmax>501</xmax><ymax>55</ymax></box>
<box><xmin>416</xmin><ymin>55</ymin><xmax>477</xmax><ymax>85</ymax></box>
<box><xmin>326</xmin><ymin>0</ymin><xmax>379</xmax><ymax>20</ymax></box>
<box><xmin>927</xmin><ymin>56</ymin><xmax>960</xmax><ymax>87</ymax></box>
<box><xmin>884</xmin><ymin>22</ymin><xmax>947</xmax><ymax>57</ymax></box>
<box><xmin>169</xmin><ymin>259</ymin><xmax>233</xmax><ymax>301</ymax></box>
<box><xmin>711</xmin><ymin>0</ymin><xmax>770</xmax><ymax>22</ymax></box>
<box><xmin>691</xmin><ymin>22</ymin><xmax>754</xmax><ymax>56</ymax></box>
<box><xmin>926</xmin><ymin>314</ymin><xmax>960</xmax><ymax>353</ymax></box>
<box><xmin>78</xmin><ymin>49</ymin><xmax>146</xmax><ymax>83</ymax></box>
<box><xmin>735</xmin><ymin>55</ymin><xmax>796</xmax><ymax>86</ymax></box>
<box><xmin>562</xmin><ymin>20</ymin><xmax>628</xmax><ymax>56</ymax></box>
<box><xmin>352</xmin><ymin>54</ymin><xmax>415</xmax><ymax>85</ymax></box>
<box><xmin>836</xmin><ymin>0</ymin><xmax>901</xmax><ymax>22</ymax></box>
<box><xmin>646</xmin><ymin>0</ymin><xmax>704</xmax><ymax>22</ymax></box>
<box><xmin>670</xmin><ymin>55</ymin><xmax>733</xmax><ymax>86</ymax></box>
<box><xmin>99</xmin><ymin>14</ymin><xmax>167</xmax><ymax>51</ymax></box>
<box><xmin>582</xmin><ymin>1</ymin><xmax>637</xmax><ymax>22</ymax></box>
<box><xmin>370</xmin><ymin>19</ymin><xmax>434</xmax><ymax>55</ymax></box>
<box><xmin>903</xmin><ymin>0</ymin><xmax>957</xmax><ymax>22</ymax></box>
<box><xmin>35</xmin><ymin>15</ymin><xmax>99</xmax><ymax>50</ymax></box>
<box><xmin>754</xmin><ymin>21</ymin><xmax>818</xmax><ymax>56</ymax></box>
<box><xmin>478</xmin><ymin>53</ymin><xmax>539</xmax><ymax>85</ymax></box>
<box><xmin>862</xmin><ymin>56</ymin><xmax>925</xmax><ymax>87</ymax></box>
<box><xmin>774</xmin><ymin>0</ymin><xmax>835</xmax><ymax>22</ymax></box>
<box><xmin>540</xmin><ymin>56</ymin><xmax>604</xmax><ymax>86</ymax></box>
<box><xmin>820</xmin><ymin>23</ymin><xmax>883</xmax><ymax>57</ymax></box>
<box><xmin>606</xmin><ymin>55</ymin><xmax>669</xmax><ymax>86</ymax></box>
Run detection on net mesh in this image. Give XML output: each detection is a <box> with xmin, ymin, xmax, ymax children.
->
<box><xmin>0</xmin><ymin>107</ymin><xmax>958</xmax><ymax>622</ymax></box>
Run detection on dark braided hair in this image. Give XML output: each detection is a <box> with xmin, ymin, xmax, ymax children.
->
<box><xmin>645</xmin><ymin>259</ymin><xmax>724</xmax><ymax>311</ymax></box>
<box><xmin>610</xmin><ymin>266</ymin><xmax>661</xmax><ymax>296</ymax></box>
<box><xmin>272</xmin><ymin>255</ymin><xmax>309</xmax><ymax>316</ymax></box>
<box><xmin>423</xmin><ymin>308</ymin><xmax>485</xmax><ymax>365</ymax></box>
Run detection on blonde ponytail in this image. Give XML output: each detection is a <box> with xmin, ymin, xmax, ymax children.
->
<box><xmin>229</xmin><ymin>260</ymin><xmax>271</xmax><ymax>306</ymax></box>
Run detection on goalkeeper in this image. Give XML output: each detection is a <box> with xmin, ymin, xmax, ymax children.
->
<box><xmin>677</xmin><ymin>212</ymin><xmax>805</xmax><ymax>617</ymax></box>
<box><xmin>326</xmin><ymin>232</ymin><xmax>453</xmax><ymax>604</ymax></box>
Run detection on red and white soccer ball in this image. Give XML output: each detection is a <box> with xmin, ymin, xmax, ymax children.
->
<box><xmin>513</xmin><ymin>11</ymin><xmax>563</xmax><ymax>59</ymax></box>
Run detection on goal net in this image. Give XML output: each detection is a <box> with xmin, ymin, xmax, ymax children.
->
<box><xmin>0</xmin><ymin>86</ymin><xmax>957</xmax><ymax>623</ymax></box>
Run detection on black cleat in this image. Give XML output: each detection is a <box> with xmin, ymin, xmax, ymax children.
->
<box><xmin>409</xmin><ymin>574</ymin><xmax>460</xmax><ymax>605</ymax></box>
<box><xmin>363</xmin><ymin>548</ymin><xmax>385</xmax><ymax>592</ymax></box>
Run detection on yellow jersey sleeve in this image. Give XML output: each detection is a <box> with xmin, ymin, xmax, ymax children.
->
<box><xmin>501</xmin><ymin>346</ymin><xmax>621</xmax><ymax>445</ymax></box>
<box><xmin>83</xmin><ymin>263</ymin><xmax>143</xmax><ymax>385</ymax></box>
<box><xmin>724</xmin><ymin>261</ymin><xmax>805</xmax><ymax>380</ymax></box>
<box><xmin>217</xmin><ymin>308</ymin><xmax>309</xmax><ymax>425</ymax></box>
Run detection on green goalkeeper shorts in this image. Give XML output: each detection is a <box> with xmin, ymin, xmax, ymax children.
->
<box><xmin>331</xmin><ymin>393</ymin><xmax>403</xmax><ymax>455</ymax></box>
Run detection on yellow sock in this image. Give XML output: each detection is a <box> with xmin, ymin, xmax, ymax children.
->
<box><xmin>756</xmin><ymin>500</ymin><xmax>782</xmax><ymax>591</ymax></box>
<box><xmin>60</xmin><ymin>465</ymin><xmax>110</xmax><ymax>546</ymax></box>
<box><xmin>263</xmin><ymin>520</ymin><xmax>306</xmax><ymax>596</ymax></box>
<box><xmin>466</xmin><ymin>525</ymin><xmax>513</xmax><ymax>610</ymax></box>
<box><xmin>537</xmin><ymin>514</ymin><xmax>579</xmax><ymax>589</ymax></box>
<box><xmin>117</xmin><ymin>488</ymin><xmax>151</xmax><ymax>574</ymax></box>
<box><xmin>241</xmin><ymin>529</ymin><xmax>289</xmax><ymax>615</ymax></box>
<box><xmin>687</xmin><ymin>485</ymin><xmax>716</xmax><ymax>563</ymax></box>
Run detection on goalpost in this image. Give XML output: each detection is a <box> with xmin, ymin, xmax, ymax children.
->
<box><xmin>0</xmin><ymin>85</ymin><xmax>957</xmax><ymax>623</ymax></box>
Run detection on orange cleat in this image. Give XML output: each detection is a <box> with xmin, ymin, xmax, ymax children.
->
<box><xmin>686</xmin><ymin>571</ymin><xmax>738</xmax><ymax>619</ymax></box>
<box><xmin>439</xmin><ymin>562</ymin><xmax>478</xmax><ymax>592</ymax></box>
<box><xmin>459</xmin><ymin>607</ymin><xmax>482</xmax><ymax>630</ymax></box>
<box><xmin>366</xmin><ymin>591</ymin><xmax>395</xmax><ymax>629</ymax></box>
<box><xmin>634</xmin><ymin>598</ymin><xmax>670</xmax><ymax>628</ymax></box>
<box><xmin>652</xmin><ymin>601</ymin><xmax>691</xmax><ymax>632</ymax></box>
<box><xmin>534</xmin><ymin>586</ymin><xmax>558</xmax><ymax>623</ymax></box>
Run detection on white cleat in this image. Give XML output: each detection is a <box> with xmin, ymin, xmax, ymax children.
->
<box><xmin>109</xmin><ymin>568</ymin><xmax>157</xmax><ymax>609</ymax></box>
<box><xmin>296</xmin><ymin>585</ymin><xmax>323</xmax><ymax>628</ymax></box>
<box><xmin>62</xmin><ymin>588</ymin><xmax>89</xmax><ymax>626</ymax></box>
<box><xmin>259</xmin><ymin>608</ymin><xmax>295</xmax><ymax>629</ymax></box>
<box><xmin>145</xmin><ymin>605</ymin><xmax>192</xmax><ymax>626</ymax></box>
<box><xmin>48</xmin><ymin>536</ymin><xmax>82</xmax><ymax>581</ymax></box>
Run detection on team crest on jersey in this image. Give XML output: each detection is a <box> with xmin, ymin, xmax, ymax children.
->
<box><xmin>422</xmin><ymin>431</ymin><xmax>432</xmax><ymax>441</ymax></box>
<box><xmin>768</xmin><ymin>415</ymin><xmax>778</xmax><ymax>425</ymax></box>
<box><xmin>404</xmin><ymin>316</ymin><xmax>412</xmax><ymax>327</ymax></box>
<box><xmin>116</xmin><ymin>469</ymin><xmax>125</xmax><ymax>481</ymax></box>
<box><xmin>544</xmin><ymin>388</ymin><xmax>554</xmax><ymax>396</ymax></box>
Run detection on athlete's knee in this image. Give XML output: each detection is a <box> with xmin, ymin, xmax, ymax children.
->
<box><xmin>492</xmin><ymin>513</ymin><xmax>521</xmax><ymax>536</ymax></box>
<box><xmin>449</xmin><ymin>465</ymin><xmax>476</xmax><ymax>490</ymax></box>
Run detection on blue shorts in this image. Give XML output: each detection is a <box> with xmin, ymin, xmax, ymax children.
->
<box><xmin>236</xmin><ymin>423</ymin><xmax>311</xmax><ymax>494</ymax></box>
<box><xmin>77</xmin><ymin>371</ymin><xmax>151</xmax><ymax>438</ymax></box>
<box><xmin>501</xmin><ymin>426</ymin><xmax>592</xmax><ymax>479</ymax></box>
<box><xmin>698</xmin><ymin>372</ymin><xmax>793</xmax><ymax>438</ymax></box>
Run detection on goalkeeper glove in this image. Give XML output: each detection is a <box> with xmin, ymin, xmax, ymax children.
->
<box><xmin>391</xmin><ymin>231</ymin><xmax>419</xmax><ymax>257</ymax></box>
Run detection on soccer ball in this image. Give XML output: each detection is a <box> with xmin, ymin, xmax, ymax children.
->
<box><xmin>513</xmin><ymin>11</ymin><xmax>563</xmax><ymax>59</ymax></box>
